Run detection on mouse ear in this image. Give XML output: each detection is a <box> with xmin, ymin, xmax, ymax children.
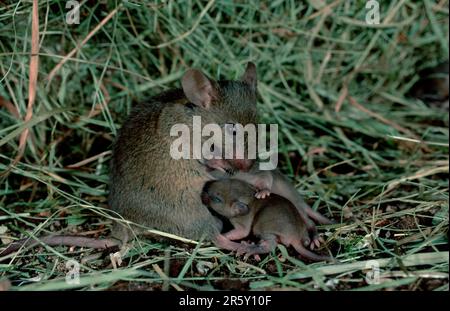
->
<box><xmin>182</xmin><ymin>69</ymin><xmax>218</xmax><ymax>109</ymax></box>
<box><xmin>241</xmin><ymin>62</ymin><xmax>257</xmax><ymax>90</ymax></box>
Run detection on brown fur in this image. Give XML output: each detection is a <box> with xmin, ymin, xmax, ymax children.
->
<box><xmin>109</xmin><ymin>64</ymin><xmax>258</xmax><ymax>242</ymax></box>
<box><xmin>202</xmin><ymin>179</ymin><xmax>332</xmax><ymax>261</ymax></box>
<box><xmin>208</xmin><ymin>166</ymin><xmax>334</xmax><ymax>248</ymax></box>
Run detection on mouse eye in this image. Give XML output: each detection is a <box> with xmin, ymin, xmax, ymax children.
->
<box><xmin>233</xmin><ymin>201</ymin><xmax>249</xmax><ymax>215</ymax></box>
<box><xmin>211</xmin><ymin>195</ymin><xmax>223</xmax><ymax>204</ymax></box>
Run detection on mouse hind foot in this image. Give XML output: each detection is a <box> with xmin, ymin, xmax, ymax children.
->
<box><xmin>236</xmin><ymin>233</ymin><xmax>277</xmax><ymax>261</ymax></box>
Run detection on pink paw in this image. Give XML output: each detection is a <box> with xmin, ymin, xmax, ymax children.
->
<box><xmin>235</xmin><ymin>241</ymin><xmax>262</xmax><ymax>261</ymax></box>
<box><xmin>255</xmin><ymin>189</ymin><xmax>270</xmax><ymax>199</ymax></box>
<box><xmin>309</xmin><ymin>236</ymin><xmax>325</xmax><ymax>250</ymax></box>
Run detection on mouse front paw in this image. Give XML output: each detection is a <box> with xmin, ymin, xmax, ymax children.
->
<box><xmin>254</xmin><ymin>173</ymin><xmax>273</xmax><ymax>192</ymax></box>
<box><xmin>204</xmin><ymin>159</ymin><xmax>233</xmax><ymax>174</ymax></box>
<box><xmin>254</xmin><ymin>189</ymin><xmax>271</xmax><ymax>199</ymax></box>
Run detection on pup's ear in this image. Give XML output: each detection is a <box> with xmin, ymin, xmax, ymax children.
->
<box><xmin>241</xmin><ymin>62</ymin><xmax>257</xmax><ymax>90</ymax></box>
<box><xmin>182</xmin><ymin>69</ymin><xmax>218</xmax><ymax>109</ymax></box>
<box><xmin>201</xmin><ymin>181</ymin><xmax>214</xmax><ymax>204</ymax></box>
<box><xmin>201</xmin><ymin>191</ymin><xmax>210</xmax><ymax>205</ymax></box>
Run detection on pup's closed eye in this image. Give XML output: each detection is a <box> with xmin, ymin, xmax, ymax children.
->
<box><xmin>211</xmin><ymin>195</ymin><xmax>223</xmax><ymax>203</ymax></box>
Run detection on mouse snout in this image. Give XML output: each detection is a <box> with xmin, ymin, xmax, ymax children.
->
<box><xmin>232</xmin><ymin>201</ymin><xmax>249</xmax><ymax>216</ymax></box>
<box><xmin>231</xmin><ymin>159</ymin><xmax>254</xmax><ymax>172</ymax></box>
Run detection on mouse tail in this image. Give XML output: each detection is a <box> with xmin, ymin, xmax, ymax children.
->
<box><xmin>0</xmin><ymin>235</ymin><xmax>120</xmax><ymax>258</ymax></box>
<box><xmin>42</xmin><ymin>235</ymin><xmax>120</xmax><ymax>249</ymax></box>
<box><xmin>292</xmin><ymin>240</ymin><xmax>332</xmax><ymax>262</ymax></box>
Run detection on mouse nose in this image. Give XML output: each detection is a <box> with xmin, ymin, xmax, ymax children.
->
<box><xmin>232</xmin><ymin>159</ymin><xmax>254</xmax><ymax>172</ymax></box>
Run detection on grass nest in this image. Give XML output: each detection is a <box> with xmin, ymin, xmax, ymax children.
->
<box><xmin>0</xmin><ymin>0</ymin><xmax>448</xmax><ymax>290</ymax></box>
